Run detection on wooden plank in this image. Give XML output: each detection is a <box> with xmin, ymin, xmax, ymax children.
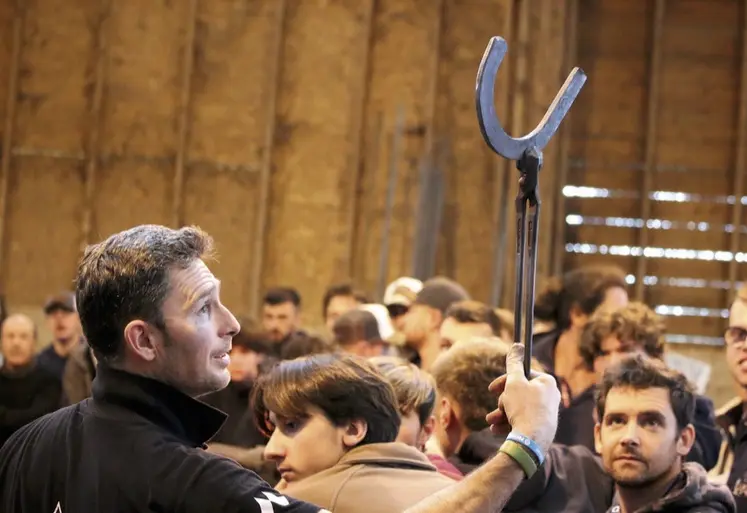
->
<box><xmin>4</xmin><ymin>159</ymin><xmax>84</xmax><ymax>305</ymax></box>
<box><xmin>530</xmin><ymin>0</ymin><xmax>568</xmax><ymax>282</ymax></box>
<box><xmin>728</xmin><ymin>1</ymin><xmax>747</xmax><ymax>295</ymax></box>
<box><xmin>566</xmin><ymin>249</ymin><xmax>729</xmax><ymax>285</ymax></box>
<box><xmin>488</xmin><ymin>0</ymin><xmax>516</xmax><ymax>305</ymax></box>
<box><xmin>101</xmin><ymin>0</ymin><xmax>187</xmax><ymax>158</ymax></box>
<box><xmin>350</xmin><ymin>0</ymin><xmax>447</xmax><ymax>297</ymax></box>
<box><xmin>635</xmin><ymin>0</ymin><xmax>665</xmax><ymax>300</ymax></box>
<box><xmin>248</xmin><ymin>0</ymin><xmax>287</xmax><ymax>316</ymax></box>
<box><xmin>14</xmin><ymin>0</ymin><xmax>99</xmax><ymax>153</ymax></box>
<box><xmin>342</xmin><ymin>0</ymin><xmax>376</xmax><ymax>281</ymax></box>
<box><xmin>552</xmin><ymin>0</ymin><xmax>579</xmax><ymax>276</ymax></box>
<box><xmin>430</xmin><ymin>0</ymin><xmax>517</xmax><ymax>303</ymax></box>
<box><xmin>499</xmin><ymin>0</ymin><xmax>532</xmax><ymax>308</ymax></box>
<box><xmin>94</xmin><ymin>160</ymin><xmax>171</xmax><ymax>237</ymax></box>
<box><xmin>184</xmin><ymin>0</ymin><xmax>280</xmax><ymax>315</ymax></box>
<box><xmin>0</xmin><ymin>1</ymin><xmax>21</xmax><ymax>287</ymax></box>
<box><xmin>81</xmin><ymin>0</ymin><xmax>109</xmax><ymax>248</ymax></box>
<box><xmin>262</xmin><ymin>0</ymin><xmax>380</xmax><ymax>322</ymax></box>
<box><xmin>171</xmin><ymin>0</ymin><xmax>199</xmax><ymax>228</ymax></box>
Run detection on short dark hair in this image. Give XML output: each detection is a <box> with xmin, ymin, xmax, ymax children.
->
<box><xmin>232</xmin><ymin>318</ymin><xmax>274</xmax><ymax>355</ymax></box>
<box><xmin>596</xmin><ymin>354</ymin><xmax>695</xmax><ymax>432</ymax></box>
<box><xmin>263</xmin><ymin>287</ymin><xmax>301</xmax><ymax>308</ymax></box>
<box><xmin>322</xmin><ymin>283</ymin><xmax>369</xmax><ymax>318</ymax></box>
<box><xmin>333</xmin><ymin>309</ymin><xmax>382</xmax><ymax>345</ymax></box>
<box><xmin>534</xmin><ymin>265</ymin><xmax>627</xmax><ymax>331</ymax></box>
<box><xmin>279</xmin><ymin>331</ymin><xmax>336</xmax><ymax>360</ymax></box>
<box><xmin>445</xmin><ymin>300</ymin><xmax>502</xmax><ymax>336</ymax></box>
<box><xmin>580</xmin><ymin>302</ymin><xmax>665</xmax><ymax>370</ymax></box>
<box><xmin>75</xmin><ymin>225</ymin><xmax>214</xmax><ymax>362</ymax></box>
<box><xmin>251</xmin><ymin>353</ymin><xmax>401</xmax><ymax>446</ymax></box>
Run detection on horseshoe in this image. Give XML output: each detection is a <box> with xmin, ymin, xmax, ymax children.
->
<box><xmin>476</xmin><ymin>36</ymin><xmax>587</xmax><ymax>160</ymax></box>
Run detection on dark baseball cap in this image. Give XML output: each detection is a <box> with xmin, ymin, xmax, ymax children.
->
<box><xmin>43</xmin><ymin>291</ymin><xmax>77</xmax><ymax>314</ymax></box>
<box><xmin>413</xmin><ymin>277</ymin><xmax>470</xmax><ymax>314</ymax></box>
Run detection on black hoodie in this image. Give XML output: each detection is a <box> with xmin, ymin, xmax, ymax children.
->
<box><xmin>606</xmin><ymin>462</ymin><xmax>735</xmax><ymax>513</ymax></box>
<box><xmin>449</xmin><ymin>428</ymin><xmax>614</xmax><ymax>513</ymax></box>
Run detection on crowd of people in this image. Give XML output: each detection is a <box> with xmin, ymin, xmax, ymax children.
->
<box><xmin>0</xmin><ymin>223</ymin><xmax>746</xmax><ymax>512</ymax></box>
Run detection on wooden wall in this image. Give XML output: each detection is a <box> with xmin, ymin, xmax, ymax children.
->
<box><xmin>0</xmin><ymin>0</ymin><xmax>744</xmax><ymax>404</ymax></box>
<box><xmin>0</xmin><ymin>0</ymin><xmax>571</xmax><ymax>319</ymax></box>
<box><xmin>563</xmin><ymin>0</ymin><xmax>747</xmax><ymax>404</ymax></box>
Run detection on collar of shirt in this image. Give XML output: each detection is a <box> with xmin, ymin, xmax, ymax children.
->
<box><xmin>91</xmin><ymin>365</ymin><xmax>227</xmax><ymax>448</ymax></box>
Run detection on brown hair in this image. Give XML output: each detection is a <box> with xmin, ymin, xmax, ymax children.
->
<box><xmin>430</xmin><ymin>340</ymin><xmax>509</xmax><ymax>432</ymax></box>
<box><xmin>322</xmin><ymin>283</ymin><xmax>369</xmax><ymax>319</ymax></box>
<box><xmin>279</xmin><ymin>331</ymin><xmax>336</xmax><ymax>360</ymax></box>
<box><xmin>445</xmin><ymin>300</ymin><xmax>502</xmax><ymax>336</ymax></box>
<box><xmin>76</xmin><ymin>225</ymin><xmax>215</xmax><ymax>362</ymax></box>
<box><xmin>596</xmin><ymin>354</ymin><xmax>695</xmax><ymax>432</ymax></box>
<box><xmin>579</xmin><ymin>302</ymin><xmax>665</xmax><ymax>370</ymax></box>
<box><xmin>370</xmin><ymin>356</ymin><xmax>436</xmax><ymax>425</ymax></box>
<box><xmin>251</xmin><ymin>353</ymin><xmax>400</xmax><ymax>446</ymax></box>
<box><xmin>534</xmin><ymin>265</ymin><xmax>627</xmax><ymax>331</ymax></box>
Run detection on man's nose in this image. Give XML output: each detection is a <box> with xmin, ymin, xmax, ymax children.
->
<box><xmin>620</xmin><ymin>422</ymin><xmax>640</xmax><ymax>445</ymax></box>
<box><xmin>219</xmin><ymin>304</ymin><xmax>240</xmax><ymax>338</ymax></box>
<box><xmin>263</xmin><ymin>431</ymin><xmax>285</xmax><ymax>461</ymax></box>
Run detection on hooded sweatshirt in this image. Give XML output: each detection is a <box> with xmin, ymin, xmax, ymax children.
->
<box><xmin>606</xmin><ymin>462</ymin><xmax>735</xmax><ymax>513</ymax></box>
<box><xmin>448</xmin><ymin>428</ymin><xmax>614</xmax><ymax>513</ymax></box>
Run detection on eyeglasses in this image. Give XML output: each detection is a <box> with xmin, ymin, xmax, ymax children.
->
<box><xmin>724</xmin><ymin>327</ymin><xmax>747</xmax><ymax>347</ymax></box>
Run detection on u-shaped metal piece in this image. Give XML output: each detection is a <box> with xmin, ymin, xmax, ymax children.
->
<box><xmin>476</xmin><ymin>37</ymin><xmax>588</xmax><ymax>160</ymax></box>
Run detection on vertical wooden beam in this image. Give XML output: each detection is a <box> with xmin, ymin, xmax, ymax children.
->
<box><xmin>490</xmin><ymin>0</ymin><xmax>516</xmax><ymax>306</ymax></box>
<box><xmin>634</xmin><ymin>0</ymin><xmax>665</xmax><ymax>301</ymax></box>
<box><xmin>0</xmin><ymin>2</ymin><xmax>23</xmax><ymax>287</ymax></box>
<box><xmin>171</xmin><ymin>0</ymin><xmax>199</xmax><ymax>228</ymax></box>
<box><xmin>425</xmin><ymin>0</ymin><xmax>445</xmax><ymax>157</ymax></box>
<box><xmin>248</xmin><ymin>0</ymin><xmax>287</xmax><ymax>315</ymax></box>
<box><xmin>81</xmin><ymin>0</ymin><xmax>109</xmax><ymax>249</ymax></box>
<box><xmin>551</xmin><ymin>0</ymin><xmax>579</xmax><ymax>277</ymax></box>
<box><xmin>728</xmin><ymin>0</ymin><xmax>747</xmax><ymax>292</ymax></box>
<box><xmin>344</xmin><ymin>0</ymin><xmax>376</xmax><ymax>280</ymax></box>
<box><xmin>499</xmin><ymin>0</ymin><xmax>531</xmax><ymax>308</ymax></box>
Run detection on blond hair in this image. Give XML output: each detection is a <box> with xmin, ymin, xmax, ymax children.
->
<box><xmin>370</xmin><ymin>356</ymin><xmax>436</xmax><ymax>425</ymax></box>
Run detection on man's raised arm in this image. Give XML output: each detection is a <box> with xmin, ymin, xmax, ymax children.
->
<box><xmin>404</xmin><ymin>344</ymin><xmax>560</xmax><ymax>513</ymax></box>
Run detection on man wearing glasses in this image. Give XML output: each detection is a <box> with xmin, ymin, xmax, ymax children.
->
<box><xmin>712</xmin><ymin>284</ymin><xmax>747</xmax><ymax>510</ymax></box>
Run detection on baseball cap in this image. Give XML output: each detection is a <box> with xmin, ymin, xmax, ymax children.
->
<box><xmin>383</xmin><ymin>277</ymin><xmax>423</xmax><ymax>307</ymax></box>
<box><xmin>413</xmin><ymin>277</ymin><xmax>470</xmax><ymax>315</ymax></box>
<box><xmin>43</xmin><ymin>291</ymin><xmax>76</xmax><ymax>314</ymax></box>
<box><xmin>359</xmin><ymin>303</ymin><xmax>395</xmax><ymax>341</ymax></box>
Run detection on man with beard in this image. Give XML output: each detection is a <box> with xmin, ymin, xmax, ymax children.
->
<box><xmin>0</xmin><ymin>224</ymin><xmax>566</xmax><ymax>513</ymax></box>
<box><xmin>261</xmin><ymin>287</ymin><xmax>303</xmax><ymax>357</ymax></box>
<box><xmin>595</xmin><ymin>355</ymin><xmax>734</xmax><ymax>513</ymax></box>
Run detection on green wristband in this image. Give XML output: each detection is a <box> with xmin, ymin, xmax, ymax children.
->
<box><xmin>499</xmin><ymin>439</ymin><xmax>538</xmax><ymax>479</ymax></box>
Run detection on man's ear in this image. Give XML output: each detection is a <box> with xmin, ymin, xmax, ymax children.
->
<box><xmin>123</xmin><ymin>320</ymin><xmax>159</xmax><ymax>362</ymax></box>
<box><xmin>438</xmin><ymin>397</ymin><xmax>452</xmax><ymax>430</ymax></box>
<box><xmin>418</xmin><ymin>415</ymin><xmax>436</xmax><ymax>450</ymax></box>
<box><xmin>594</xmin><ymin>422</ymin><xmax>603</xmax><ymax>455</ymax></box>
<box><xmin>428</xmin><ymin>307</ymin><xmax>444</xmax><ymax>330</ymax></box>
<box><xmin>676</xmin><ymin>424</ymin><xmax>696</xmax><ymax>457</ymax></box>
<box><xmin>342</xmin><ymin>419</ymin><xmax>368</xmax><ymax>448</ymax></box>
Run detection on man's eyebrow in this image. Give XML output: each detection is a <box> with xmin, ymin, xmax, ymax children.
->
<box><xmin>186</xmin><ymin>280</ymin><xmax>221</xmax><ymax>308</ymax></box>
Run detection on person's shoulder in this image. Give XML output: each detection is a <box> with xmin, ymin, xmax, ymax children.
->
<box><xmin>0</xmin><ymin>403</ymin><xmax>79</xmax><ymax>459</ymax></box>
<box><xmin>168</xmin><ymin>450</ymin><xmax>326</xmax><ymax>513</ymax></box>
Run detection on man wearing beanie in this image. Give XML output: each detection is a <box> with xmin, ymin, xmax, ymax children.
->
<box><xmin>401</xmin><ymin>277</ymin><xmax>470</xmax><ymax>371</ymax></box>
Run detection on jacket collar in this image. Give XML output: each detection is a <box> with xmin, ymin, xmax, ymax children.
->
<box><xmin>337</xmin><ymin>443</ymin><xmax>437</xmax><ymax>471</ymax></box>
<box><xmin>91</xmin><ymin>365</ymin><xmax>227</xmax><ymax>448</ymax></box>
